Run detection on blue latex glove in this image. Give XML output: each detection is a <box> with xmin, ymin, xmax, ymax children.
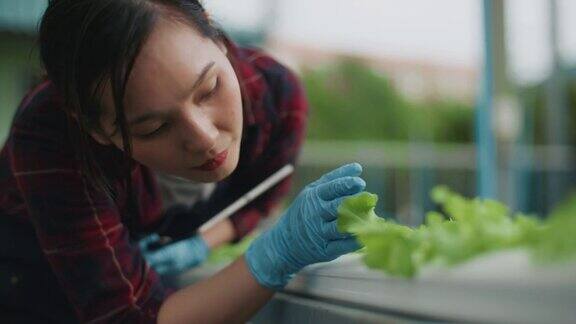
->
<box><xmin>245</xmin><ymin>163</ymin><xmax>367</xmax><ymax>290</ymax></box>
<box><xmin>138</xmin><ymin>234</ymin><xmax>209</xmax><ymax>276</ymax></box>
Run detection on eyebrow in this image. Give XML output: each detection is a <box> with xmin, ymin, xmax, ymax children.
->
<box><xmin>110</xmin><ymin>61</ymin><xmax>216</xmax><ymax>135</ymax></box>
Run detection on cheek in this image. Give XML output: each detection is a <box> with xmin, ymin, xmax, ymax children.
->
<box><xmin>220</xmin><ymin>75</ymin><xmax>243</xmax><ymax>131</ymax></box>
<box><xmin>130</xmin><ymin>141</ymin><xmax>177</xmax><ymax>170</ymax></box>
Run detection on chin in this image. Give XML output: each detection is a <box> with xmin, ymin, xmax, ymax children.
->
<box><xmin>206</xmin><ymin>165</ymin><xmax>235</xmax><ymax>182</ymax></box>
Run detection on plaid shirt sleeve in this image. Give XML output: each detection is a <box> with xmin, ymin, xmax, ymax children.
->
<box><xmin>8</xmin><ymin>84</ymin><xmax>167</xmax><ymax>323</ymax></box>
<box><xmin>227</xmin><ymin>53</ymin><xmax>309</xmax><ymax>239</ymax></box>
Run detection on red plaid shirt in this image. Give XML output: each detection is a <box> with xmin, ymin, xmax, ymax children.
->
<box><xmin>0</xmin><ymin>40</ymin><xmax>308</xmax><ymax>323</ymax></box>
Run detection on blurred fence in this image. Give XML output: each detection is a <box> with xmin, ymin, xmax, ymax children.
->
<box><xmin>1</xmin><ymin>1</ymin><xmax>574</xmax><ymax>227</ymax></box>
<box><xmin>291</xmin><ymin>141</ymin><xmax>576</xmax><ymax>226</ymax></box>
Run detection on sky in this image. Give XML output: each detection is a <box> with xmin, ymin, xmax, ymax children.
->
<box><xmin>205</xmin><ymin>0</ymin><xmax>576</xmax><ymax>85</ymax></box>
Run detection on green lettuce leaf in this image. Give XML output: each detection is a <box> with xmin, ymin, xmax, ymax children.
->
<box><xmin>337</xmin><ymin>186</ymin><xmax>576</xmax><ymax>278</ymax></box>
<box><xmin>206</xmin><ymin>234</ymin><xmax>256</xmax><ymax>265</ymax></box>
<box><xmin>532</xmin><ymin>194</ymin><xmax>576</xmax><ymax>264</ymax></box>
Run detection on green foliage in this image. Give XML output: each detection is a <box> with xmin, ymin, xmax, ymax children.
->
<box><xmin>302</xmin><ymin>59</ymin><xmax>474</xmax><ymax>142</ymax></box>
<box><xmin>532</xmin><ymin>193</ymin><xmax>576</xmax><ymax>263</ymax></box>
<box><xmin>206</xmin><ymin>234</ymin><xmax>256</xmax><ymax>264</ymax></box>
<box><xmin>337</xmin><ymin>187</ymin><xmax>576</xmax><ymax>278</ymax></box>
<box><xmin>517</xmin><ymin>76</ymin><xmax>576</xmax><ymax>146</ymax></box>
<box><xmin>337</xmin><ymin>192</ymin><xmax>425</xmax><ymax>277</ymax></box>
<box><xmin>416</xmin><ymin>100</ymin><xmax>475</xmax><ymax>142</ymax></box>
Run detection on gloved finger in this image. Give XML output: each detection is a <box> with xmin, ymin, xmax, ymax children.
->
<box><xmin>316</xmin><ymin>176</ymin><xmax>366</xmax><ymax>201</ymax></box>
<box><xmin>321</xmin><ymin>221</ymin><xmax>352</xmax><ymax>240</ymax></box>
<box><xmin>320</xmin><ymin>196</ymin><xmax>346</xmax><ymax>220</ymax></box>
<box><xmin>150</xmin><ymin>255</ymin><xmax>178</xmax><ymax>273</ymax></box>
<box><xmin>154</xmin><ymin>264</ymin><xmax>173</xmax><ymax>276</ymax></box>
<box><xmin>320</xmin><ymin>194</ymin><xmax>358</xmax><ymax>221</ymax></box>
<box><xmin>145</xmin><ymin>255</ymin><xmax>163</xmax><ymax>269</ymax></box>
<box><xmin>142</xmin><ymin>248</ymin><xmax>171</xmax><ymax>266</ymax></box>
<box><xmin>138</xmin><ymin>233</ymin><xmax>160</xmax><ymax>251</ymax></box>
<box><xmin>141</xmin><ymin>251</ymin><xmax>160</xmax><ymax>266</ymax></box>
<box><xmin>326</xmin><ymin>191</ymin><xmax>368</xmax><ymax>217</ymax></box>
<box><xmin>309</xmin><ymin>163</ymin><xmax>362</xmax><ymax>187</ymax></box>
<box><xmin>326</xmin><ymin>237</ymin><xmax>361</xmax><ymax>256</ymax></box>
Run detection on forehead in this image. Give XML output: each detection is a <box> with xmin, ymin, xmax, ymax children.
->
<box><xmin>135</xmin><ymin>17</ymin><xmax>216</xmax><ymax>78</ymax></box>
<box><xmin>100</xmin><ymin>17</ymin><xmax>223</xmax><ymax>123</ymax></box>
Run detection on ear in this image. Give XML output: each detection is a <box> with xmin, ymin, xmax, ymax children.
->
<box><xmin>89</xmin><ymin>129</ymin><xmax>114</xmax><ymax>146</ymax></box>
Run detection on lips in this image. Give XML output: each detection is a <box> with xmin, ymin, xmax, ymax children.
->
<box><xmin>191</xmin><ymin>149</ymin><xmax>228</xmax><ymax>171</ymax></box>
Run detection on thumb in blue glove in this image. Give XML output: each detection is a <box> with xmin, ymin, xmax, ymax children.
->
<box><xmin>138</xmin><ymin>234</ymin><xmax>209</xmax><ymax>276</ymax></box>
<box><xmin>245</xmin><ymin>163</ymin><xmax>369</xmax><ymax>290</ymax></box>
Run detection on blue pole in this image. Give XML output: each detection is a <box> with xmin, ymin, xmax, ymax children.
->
<box><xmin>476</xmin><ymin>0</ymin><xmax>498</xmax><ymax>199</ymax></box>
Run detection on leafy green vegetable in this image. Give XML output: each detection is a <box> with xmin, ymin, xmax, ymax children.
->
<box><xmin>206</xmin><ymin>234</ymin><xmax>256</xmax><ymax>265</ymax></box>
<box><xmin>338</xmin><ymin>193</ymin><xmax>421</xmax><ymax>277</ymax></box>
<box><xmin>337</xmin><ymin>192</ymin><xmax>379</xmax><ymax>233</ymax></box>
<box><xmin>337</xmin><ymin>187</ymin><xmax>576</xmax><ymax>278</ymax></box>
<box><xmin>532</xmin><ymin>194</ymin><xmax>576</xmax><ymax>264</ymax></box>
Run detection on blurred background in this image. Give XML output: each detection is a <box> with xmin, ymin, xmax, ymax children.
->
<box><xmin>1</xmin><ymin>0</ymin><xmax>575</xmax><ymax>225</ymax></box>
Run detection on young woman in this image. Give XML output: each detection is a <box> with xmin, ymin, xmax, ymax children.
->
<box><xmin>0</xmin><ymin>0</ymin><xmax>367</xmax><ymax>322</ymax></box>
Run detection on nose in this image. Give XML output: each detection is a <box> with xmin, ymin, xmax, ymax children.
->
<box><xmin>180</xmin><ymin>108</ymin><xmax>219</xmax><ymax>155</ymax></box>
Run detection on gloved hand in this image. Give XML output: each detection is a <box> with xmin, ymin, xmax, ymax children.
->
<box><xmin>138</xmin><ymin>234</ymin><xmax>209</xmax><ymax>276</ymax></box>
<box><xmin>245</xmin><ymin>163</ymin><xmax>366</xmax><ymax>290</ymax></box>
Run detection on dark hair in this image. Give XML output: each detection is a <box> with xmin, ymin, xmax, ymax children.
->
<box><xmin>39</xmin><ymin>0</ymin><xmax>222</xmax><ymax>228</ymax></box>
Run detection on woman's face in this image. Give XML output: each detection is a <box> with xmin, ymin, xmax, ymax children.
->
<box><xmin>94</xmin><ymin>17</ymin><xmax>243</xmax><ymax>183</ymax></box>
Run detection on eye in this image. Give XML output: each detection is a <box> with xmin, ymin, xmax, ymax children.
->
<box><xmin>199</xmin><ymin>77</ymin><xmax>220</xmax><ymax>102</ymax></box>
<box><xmin>139</xmin><ymin>123</ymin><xmax>168</xmax><ymax>139</ymax></box>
